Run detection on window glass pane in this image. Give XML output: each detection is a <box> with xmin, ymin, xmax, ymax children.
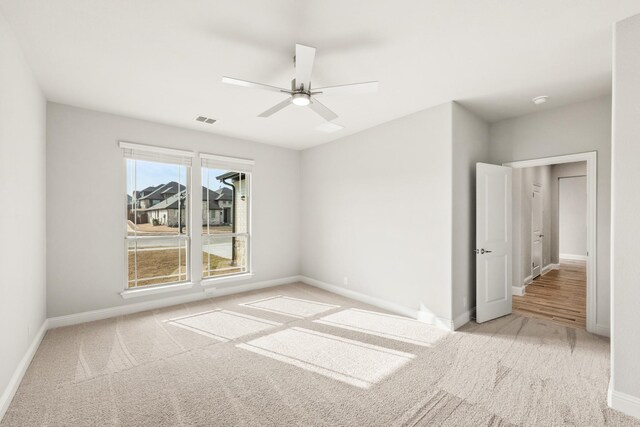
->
<box><xmin>202</xmin><ymin>168</ymin><xmax>249</xmax><ymax>235</ymax></box>
<box><xmin>128</xmin><ymin>238</ymin><xmax>187</xmax><ymax>288</ymax></box>
<box><xmin>126</xmin><ymin>157</ymin><xmax>190</xmax><ymax>289</ymax></box>
<box><xmin>202</xmin><ymin>235</ymin><xmax>248</xmax><ymax>278</ymax></box>
<box><xmin>127</xmin><ymin>159</ymin><xmax>188</xmax><ymax>236</ymax></box>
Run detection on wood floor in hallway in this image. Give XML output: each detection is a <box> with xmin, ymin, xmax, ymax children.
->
<box><xmin>513</xmin><ymin>259</ymin><xmax>587</xmax><ymax>329</ymax></box>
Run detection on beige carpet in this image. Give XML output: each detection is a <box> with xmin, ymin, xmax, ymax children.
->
<box><xmin>2</xmin><ymin>283</ymin><xmax>637</xmax><ymax>426</ymax></box>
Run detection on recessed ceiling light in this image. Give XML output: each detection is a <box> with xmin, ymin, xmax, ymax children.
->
<box><xmin>316</xmin><ymin>122</ymin><xmax>344</xmax><ymax>133</ymax></box>
<box><xmin>532</xmin><ymin>96</ymin><xmax>549</xmax><ymax>105</ymax></box>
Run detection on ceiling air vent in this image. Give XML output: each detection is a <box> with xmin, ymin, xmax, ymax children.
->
<box><xmin>195</xmin><ymin>115</ymin><xmax>216</xmax><ymax>124</ymax></box>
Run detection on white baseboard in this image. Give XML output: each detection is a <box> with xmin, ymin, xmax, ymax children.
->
<box><xmin>453</xmin><ymin>308</ymin><xmax>475</xmax><ymax>330</ymax></box>
<box><xmin>48</xmin><ymin>275</ymin><xmax>301</xmax><ymax>329</ymax></box>
<box><xmin>513</xmin><ymin>275</ymin><xmax>533</xmax><ymax>296</ymax></box>
<box><xmin>609</xmin><ymin>384</ymin><xmax>640</xmax><ymax>420</ymax></box>
<box><xmin>541</xmin><ymin>264</ymin><xmax>555</xmax><ymax>275</ymax></box>
<box><xmin>595</xmin><ymin>323</ymin><xmax>610</xmax><ymax>337</ymax></box>
<box><xmin>299</xmin><ymin>276</ymin><xmax>453</xmax><ymax>331</ymax></box>
<box><xmin>0</xmin><ymin>319</ymin><xmax>48</xmax><ymax>422</ymax></box>
<box><xmin>560</xmin><ymin>254</ymin><xmax>588</xmax><ymax>261</ymax></box>
<box><xmin>203</xmin><ymin>275</ymin><xmax>302</xmax><ymax>297</ymax></box>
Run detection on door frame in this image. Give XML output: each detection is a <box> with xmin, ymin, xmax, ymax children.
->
<box><xmin>503</xmin><ymin>151</ymin><xmax>597</xmax><ymax>334</ymax></box>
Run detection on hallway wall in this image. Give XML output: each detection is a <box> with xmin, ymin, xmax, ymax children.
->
<box><xmin>513</xmin><ymin>165</ymin><xmax>552</xmax><ymax>286</ymax></box>
<box><xmin>550</xmin><ymin>162</ymin><xmax>587</xmax><ymax>263</ymax></box>
<box><xmin>558</xmin><ymin>176</ymin><xmax>587</xmax><ymax>258</ymax></box>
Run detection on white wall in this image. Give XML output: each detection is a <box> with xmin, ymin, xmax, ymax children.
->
<box><xmin>0</xmin><ymin>11</ymin><xmax>46</xmax><ymax>416</ymax></box>
<box><xmin>610</xmin><ymin>12</ymin><xmax>640</xmax><ymax>418</ymax></box>
<box><xmin>451</xmin><ymin>103</ymin><xmax>490</xmax><ymax>322</ymax></box>
<box><xmin>46</xmin><ymin>103</ymin><xmax>300</xmax><ymax>317</ymax></box>
<box><xmin>300</xmin><ymin>103</ymin><xmax>454</xmax><ymax>324</ymax></box>
<box><xmin>559</xmin><ymin>176</ymin><xmax>587</xmax><ymax>257</ymax></box>
<box><xmin>300</xmin><ymin>101</ymin><xmax>490</xmax><ymax>327</ymax></box>
<box><xmin>551</xmin><ymin>162</ymin><xmax>587</xmax><ymax>262</ymax></box>
<box><xmin>489</xmin><ymin>96</ymin><xmax>611</xmax><ymax>331</ymax></box>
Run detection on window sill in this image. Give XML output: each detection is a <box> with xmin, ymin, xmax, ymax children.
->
<box><xmin>201</xmin><ymin>273</ymin><xmax>254</xmax><ymax>289</ymax></box>
<box><xmin>120</xmin><ymin>282</ymin><xmax>194</xmax><ymax>299</ymax></box>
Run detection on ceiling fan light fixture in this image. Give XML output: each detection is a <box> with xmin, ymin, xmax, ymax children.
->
<box><xmin>292</xmin><ymin>93</ymin><xmax>311</xmax><ymax>106</ymax></box>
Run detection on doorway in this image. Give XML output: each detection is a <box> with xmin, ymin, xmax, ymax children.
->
<box><xmin>505</xmin><ymin>153</ymin><xmax>595</xmax><ymax>332</ymax></box>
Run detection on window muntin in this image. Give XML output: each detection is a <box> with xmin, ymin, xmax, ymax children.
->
<box><xmin>126</xmin><ymin>158</ymin><xmax>190</xmax><ymax>288</ymax></box>
<box><xmin>201</xmin><ymin>166</ymin><xmax>250</xmax><ymax>278</ymax></box>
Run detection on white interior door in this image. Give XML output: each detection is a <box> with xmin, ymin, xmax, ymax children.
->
<box><xmin>476</xmin><ymin>163</ymin><xmax>512</xmax><ymax>323</ymax></box>
<box><xmin>531</xmin><ymin>185</ymin><xmax>543</xmax><ymax>278</ymax></box>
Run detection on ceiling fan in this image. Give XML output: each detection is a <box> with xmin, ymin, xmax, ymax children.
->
<box><xmin>222</xmin><ymin>43</ymin><xmax>378</xmax><ymax>121</ymax></box>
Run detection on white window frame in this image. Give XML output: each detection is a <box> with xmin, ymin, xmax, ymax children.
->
<box><xmin>120</xmin><ymin>141</ymin><xmax>195</xmax><ymax>295</ymax></box>
<box><xmin>200</xmin><ymin>153</ymin><xmax>254</xmax><ymax>284</ymax></box>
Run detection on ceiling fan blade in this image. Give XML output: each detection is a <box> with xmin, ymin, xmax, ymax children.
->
<box><xmin>295</xmin><ymin>44</ymin><xmax>316</xmax><ymax>91</ymax></box>
<box><xmin>313</xmin><ymin>81</ymin><xmax>379</xmax><ymax>96</ymax></box>
<box><xmin>258</xmin><ymin>98</ymin><xmax>292</xmax><ymax>118</ymax></box>
<box><xmin>222</xmin><ymin>76</ymin><xmax>290</xmax><ymax>94</ymax></box>
<box><xmin>309</xmin><ymin>98</ymin><xmax>338</xmax><ymax>121</ymax></box>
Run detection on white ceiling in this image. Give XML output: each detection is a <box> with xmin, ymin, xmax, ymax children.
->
<box><xmin>2</xmin><ymin>1</ymin><xmax>639</xmax><ymax>150</ymax></box>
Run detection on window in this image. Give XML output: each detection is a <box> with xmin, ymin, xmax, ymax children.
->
<box><xmin>201</xmin><ymin>154</ymin><xmax>253</xmax><ymax>279</ymax></box>
<box><xmin>123</xmin><ymin>142</ymin><xmax>193</xmax><ymax>288</ymax></box>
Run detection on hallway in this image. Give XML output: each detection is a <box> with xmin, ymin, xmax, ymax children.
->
<box><xmin>513</xmin><ymin>259</ymin><xmax>587</xmax><ymax>329</ymax></box>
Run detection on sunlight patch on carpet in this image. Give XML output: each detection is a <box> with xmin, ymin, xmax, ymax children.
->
<box><xmin>241</xmin><ymin>295</ymin><xmax>339</xmax><ymax>318</ymax></box>
<box><xmin>237</xmin><ymin>327</ymin><xmax>415</xmax><ymax>388</ymax></box>
<box><xmin>166</xmin><ymin>309</ymin><xmax>281</xmax><ymax>341</ymax></box>
<box><xmin>314</xmin><ymin>308</ymin><xmax>450</xmax><ymax>347</ymax></box>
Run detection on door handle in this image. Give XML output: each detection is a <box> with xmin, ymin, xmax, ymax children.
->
<box><xmin>476</xmin><ymin>248</ymin><xmax>492</xmax><ymax>254</ymax></box>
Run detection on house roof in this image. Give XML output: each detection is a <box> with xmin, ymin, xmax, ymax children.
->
<box><xmin>143</xmin><ymin>191</ymin><xmax>184</xmax><ymax>211</ymax></box>
<box><xmin>216</xmin><ymin>171</ymin><xmax>246</xmax><ymax>182</ymax></box>
<box><xmin>202</xmin><ymin>187</ymin><xmax>225</xmax><ymax>209</ymax></box>
<box><xmin>132</xmin><ymin>185</ymin><xmax>158</xmax><ymax>200</ymax></box>
<box><xmin>141</xmin><ymin>185</ymin><xmax>159</xmax><ymax>193</ymax></box>
<box><xmin>144</xmin><ymin>186</ymin><xmax>230</xmax><ymax>211</ymax></box>
<box><xmin>214</xmin><ymin>186</ymin><xmax>232</xmax><ymax>201</ymax></box>
<box><xmin>138</xmin><ymin>181</ymin><xmax>185</xmax><ymax>201</ymax></box>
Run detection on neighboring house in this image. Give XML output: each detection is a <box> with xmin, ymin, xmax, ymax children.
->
<box><xmin>137</xmin><ymin>181</ymin><xmax>185</xmax><ymax>209</ymax></box>
<box><xmin>203</xmin><ymin>186</ymin><xmax>233</xmax><ymax>226</ymax></box>
<box><xmin>216</xmin><ymin>172</ymin><xmax>248</xmax><ymax>267</ymax></box>
<box><xmin>216</xmin><ymin>172</ymin><xmax>247</xmax><ymax>234</ymax></box>
<box><xmin>129</xmin><ymin>182</ymin><xmax>233</xmax><ymax>228</ymax></box>
<box><xmin>145</xmin><ymin>191</ymin><xmax>187</xmax><ymax>227</ymax></box>
<box><xmin>128</xmin><ymin>181</ymin><xmax>184</xmax><ymax>225</ymax></box>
